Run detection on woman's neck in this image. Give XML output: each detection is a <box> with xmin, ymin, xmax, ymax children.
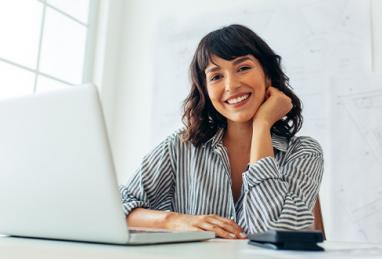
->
<box><xmin>223</xmin><ymin>120</ymin><xmax>252</xmax><ymax>149</ymax></box>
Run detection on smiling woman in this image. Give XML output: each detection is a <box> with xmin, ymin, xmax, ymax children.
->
<box><xmin>120</xmin><ymin>24</ymin><xmax>324</xmax><ymax>239</ymax></box>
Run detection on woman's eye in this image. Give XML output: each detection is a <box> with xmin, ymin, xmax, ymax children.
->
<box><xmin>238</xmin><ymin>66</ymin><xmax>251</xmax><ymax>72</ymax></box>
<box><xmin>210</xmin><ymin>74</ymin><xmax>222</xmax><ymax>81</ymax></box>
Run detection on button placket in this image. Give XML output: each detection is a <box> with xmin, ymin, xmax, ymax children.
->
<box><xmin>214</xmin><ymin>143</ymin><xmax>237</xmax><ymax>222</ymax></box>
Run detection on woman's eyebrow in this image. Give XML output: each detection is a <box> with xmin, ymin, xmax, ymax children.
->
<box><xmin>232</xmin><ymin>56</ymin><xmax>252</xmax><ymax>65</ymax></box>
<box><xmin>205</xmin><ymin>66</ymin><xmax>220</xmax><ymax>74</ymax></box>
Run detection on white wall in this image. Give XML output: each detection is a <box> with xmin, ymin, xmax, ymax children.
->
<box><xmin>93</xmin><ymin>0</ymin><xmax>382</xmax><ymax>239</ymax></box>
<box><xmin>94</xmin><ymin>0</ymin><xmax>157</xmax><ymax>183</ymax></box>
<box><xmin>372</xmin><ymin>0</ymin><xmax>382</xmax><ymax>70</ymax></box>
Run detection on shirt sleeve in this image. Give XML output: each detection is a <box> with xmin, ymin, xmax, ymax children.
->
<box><xmin>119</xmin><ymin>135</ymin><xmax>176</xmax><ymax>215</ymax></box>
<box><xmin>239</xmin><ymin>136</ymin><xmax>324</xmax><ymax>233</ymax></box>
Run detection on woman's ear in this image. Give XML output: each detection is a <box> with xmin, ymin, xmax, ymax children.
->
<box><xmin>266</xmin><ymin>77</ymin><xmax>272</xmax><ymax>88</ymax></box>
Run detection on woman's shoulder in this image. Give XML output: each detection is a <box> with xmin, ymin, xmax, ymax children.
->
<box><xmin>288</xmin><ymin>135</ymin><xmax>323</xmax><ymax>156</ymax></box>
<box><xmin>142</xmin><ymin>129</ymin><xmax>187</xmax><ymax>161</ymax></box>
<box><xmin>159</xmin><ymin>128</ymin><xmax>194</xmax><ymax>150</ymax></box>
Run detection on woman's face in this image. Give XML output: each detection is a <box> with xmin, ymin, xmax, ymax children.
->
<box><xmin>205</xmin><ymin>54</ymin><xmax>268</xmax><ymax>123</ymax></box>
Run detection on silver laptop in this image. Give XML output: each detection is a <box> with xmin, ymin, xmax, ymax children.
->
<box><xmin>0</xmin><ymin>84</ymin><xmax>214</xmax><ymax>245</ymax></box>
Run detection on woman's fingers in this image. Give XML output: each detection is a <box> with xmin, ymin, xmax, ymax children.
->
<box><xmin>193</xmin><ymin>215</ymin><xmax>246</xmax><ymax>239</ymax></box>
<box><xmin>197</xmin><ymin>222</ymin><xmax>237</xmax><ymax>239</ymax></box>
<box><xmin>167</xmin><ymin>213</ymin><xmax>247</xmax><ymax>239</ymax></box>
<box><xmin>209</xmin><ymin>215</ymin><xmax>246</xmax><ymax>239</ymax></box>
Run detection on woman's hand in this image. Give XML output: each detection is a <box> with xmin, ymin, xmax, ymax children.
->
<box><xmin>253</xmin><ymin>86</ymin><xmax>293</xmax><ymax>128</ymax></box>
<box><xmin>166</xmin><ymin>212</ymin><xmax>246</xmax><ymax>239</ymax></box>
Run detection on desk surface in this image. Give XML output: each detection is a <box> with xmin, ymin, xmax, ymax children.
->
<box><xmin>1</xmin><ymin>236</ymin><xmax>382</xmax><ymax>259</ymax></box>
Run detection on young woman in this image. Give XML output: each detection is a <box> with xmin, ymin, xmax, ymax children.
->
<box><xmin>120</xmin><ymin>24</ymin><xmax>324</xmax><ymax>239</ymax></box>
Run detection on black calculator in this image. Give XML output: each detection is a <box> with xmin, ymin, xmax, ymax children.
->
<box><xmin>248</xmin><ymin>230</ymin><xmax>324</xmax><ymax>251</ymax></box>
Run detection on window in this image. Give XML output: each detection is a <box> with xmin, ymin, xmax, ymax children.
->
<box><xmin>0</xmin><ymin>0</ymin><xmax>98</xmax><ymax>99</ymax></box>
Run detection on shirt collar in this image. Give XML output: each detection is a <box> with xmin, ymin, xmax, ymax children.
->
<box><xmin>202</xmin><ymin>128</ymin><xmax>225</xmax><ymax>149</ymax></box>
<box><xmin>271</xmin><ymin>134</ymin><xmax>288</xmax><ymax>152</ymax></box>
<box><xmin>203</xmin><ymin>128</ymin><xmax>288</xmax><ymax>152</ymax></box>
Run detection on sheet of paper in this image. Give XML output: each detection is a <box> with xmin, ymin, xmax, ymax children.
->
<box><xmin>242</xmin><ymin>241</ymin><xmax>382</xmax><ymax>258</ymax></box>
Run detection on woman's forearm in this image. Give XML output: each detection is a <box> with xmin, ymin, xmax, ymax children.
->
<box><xmin>250</xmin><ymin>121</ymin><xmax>274</xmax><ymax>163</ymax></box>
<box><xmin>127</xmin><ymin>208</ymin><xmax>245</xmax><ymax>238</ymax></box>
<box><xmin>127</xmin><ymin>208</ymin><xmax>174</xmax><ymax>229</ymax></box>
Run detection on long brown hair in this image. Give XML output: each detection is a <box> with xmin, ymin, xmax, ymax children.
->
<box><xmin>182</xmin><ymin>24</ymin><xmax>303</xmax><ymax>147</ymax></box>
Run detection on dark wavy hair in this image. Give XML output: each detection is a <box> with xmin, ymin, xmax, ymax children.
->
<box><xmin>182</xmin><ymin>24</ymin><xmax>303</xmax><ymax>147</ymax></box>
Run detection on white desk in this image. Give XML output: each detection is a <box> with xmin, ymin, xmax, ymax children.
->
<box><xmin>1</xmin><ymin>236</ymin><xmax>382</xmax><ymax>259</ymax></box>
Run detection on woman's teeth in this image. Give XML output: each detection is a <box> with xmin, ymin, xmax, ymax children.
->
<box><xmin>227</xmin><ymin>94</ymin><xmax>250</xmax><ymax>104</ymax></box>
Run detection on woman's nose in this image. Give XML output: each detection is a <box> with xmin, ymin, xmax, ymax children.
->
<box><xmin>224</xmin><ymin>73</ymin><xmax>241</xmax><ymax>92</ymax></box>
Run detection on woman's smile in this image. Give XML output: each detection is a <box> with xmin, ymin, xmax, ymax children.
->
<box><xmin>224</xmin><ymin>93</ymin><xmax>252</xmax><ymax>108</ymax></box>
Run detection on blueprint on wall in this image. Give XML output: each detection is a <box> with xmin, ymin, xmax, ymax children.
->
<box><xmin>149</xmin><ymin>0</ymin><xmax>373</xmax><ymax>242</ymax></box>
<box><xmin>330</xmin><ymin>74</ymin><xmax>382</xmax><ymax>243</ymax></box>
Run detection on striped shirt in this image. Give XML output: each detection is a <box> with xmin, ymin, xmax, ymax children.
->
<box><xmin>120</xmin><ymin>128</ymin><xmax>324</xmax><ymax>234</ymax></box>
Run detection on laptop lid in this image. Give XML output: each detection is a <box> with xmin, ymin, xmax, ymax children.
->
<box><xmin>0</xmin><ymin>84</ymin><xmax>130</xmax><ymax>244</ymax></box>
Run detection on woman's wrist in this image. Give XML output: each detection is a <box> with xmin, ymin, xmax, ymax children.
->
<box><xmin>250</xmin><ymin>119</ymin><xmax>274</xmax><ymax>163</ymax></box>
<box><xmin>163</xmin><ymin>211</ymin><xmax>180</xmax><ymax>229</ymax></box>
<box><xmin>252</xmin><ymin>118</ymin><xmax>272</xmax><ymax>131</ymax></box>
